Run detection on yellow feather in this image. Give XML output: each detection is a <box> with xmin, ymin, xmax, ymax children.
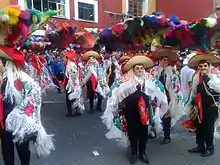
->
<box><xmin>8</xmin><ymin>16</ymin><xmax>19</xmax><ymax>25</ymax></box>
<box><xmin>32</xmin><ymin>15</ymin><xmax>38</xmax><ymax>24</ymax></box>
<box><xmin>5</xmin><ymin>7</ymin><xmax>20</xmax><ymax>25</ymax></box>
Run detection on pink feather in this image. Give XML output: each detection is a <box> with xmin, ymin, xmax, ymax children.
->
<box><xmin>19</xmin><ymin>10</ymin><xmax>31</xmax><ymax>21</ymax></box>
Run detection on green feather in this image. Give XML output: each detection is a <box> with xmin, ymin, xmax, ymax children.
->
<box><xmin>28</xmin><ymin>9</ymin><xmax>42</xmax><ymax>24</ymax></box>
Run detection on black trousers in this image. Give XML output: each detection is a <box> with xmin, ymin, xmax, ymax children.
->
<box><xmin>162</xmin><ymin>116</ymin><xmax>171</xmax><ymax>139</ymax></box>
<box><xmin>108</xmin><ymin>73</ymin><xmax>115</xmax><ymax>88</ymax></box>
<box><xmin>0</xmin><ymin>130</ymin><xmax>30</xmax><ymax>165</ymax></box>
<box><xmin>127</xmin><ymin>124</ymin><xmax>148</xmax><ymax>155</ymax></box>
<box><xmin>53</xmin><ymin>73</ymin><xmax>64</xmax><ymax>92</ymax></box>
<box><xmin>195</xmin><ymin>106</ymin><xmax>218</xmax><ymax>148</ymax></box>
<box><xmin>66</xmin><ymin>90</ymin><xmax>73</xmax><ymax>115</ymax></box>
<box><xmin>65</xmin><ymin>90</ymin><xmax>80</xmax><ymax>115</ymax></box>
<box><xmin>86</xmin><ymin>80</ymin><xmax>103</xmax><ymax>110</ymax></box>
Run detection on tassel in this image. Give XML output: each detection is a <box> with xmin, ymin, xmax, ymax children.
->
<box><xmin>138</xmin><ymin>96</ymin><xmax>149</xmax><ymax>125</ymax></box>
<box><xmin>196</xmin><ymin>93</ymin><xmax>203</xmax><ymax>123</ymax></box>
<box><xmin>90</xmin><ymin>73</ymin><xmax>97</xmax><ymax>93</ymax></box>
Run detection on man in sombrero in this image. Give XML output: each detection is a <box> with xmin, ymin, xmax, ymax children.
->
<box><xmin>184</xmin><ymin>52</ymin><xmax>220</xmax><ymax>157</ymax></box>
<box><xmin>62</xmin><ymin>49</ymin><xmax>85</xmax><ymax>117</ymax></box>
<box><xmin>105</xmin><ymin>51</ymin><xmax>120</xmax><ymax>88</ymax></box>
<box><xmin>102</xmin><ymin>55</ymin><xmax>168</xmax><ymax>164</ymax></box>
<box><xmin>81</xmin><ymin>51</ymin><xmax>104</xmax><ymax>113</ymax></box>
<box><xmin>0</xmin><ymin>46</ymin><xmax>54</xmax><ymax>165</ymax></box>
<box><xmin>151</xmin><ymin>47</ymin><xmax>184</xmax><ymax>144</ymax></box>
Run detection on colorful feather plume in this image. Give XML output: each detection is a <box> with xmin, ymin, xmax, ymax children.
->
<box><xmin>97</xmin><ymin>11</ymin><xmax>220</xmax><ymax>51</ymax></box>
<box><xmin>23</xmin><ymin>40</ymin><xmax>51</xmax><ymax>50</ymax></box>
<box><xmin>0</xmin><ymin>5</ymin><xmax>58</xmax><ymax>47</ymax></box>
<box><xmin>46</xmin><ymin>26</ymin><xmax>77</xmax><ymax>48</ymax></box>
<box><xmin>40</xmin><ymin>10</ymin><xmax>60</xmax><ymax>27</ymax></box>
<box><xmin>73</xmin><ymin>28</ymin><xmax>99</xmax><ymax>49</ymax></box>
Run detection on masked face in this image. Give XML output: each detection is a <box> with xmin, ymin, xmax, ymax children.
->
<box><xmin>198</xmin><ymin>62</ymin><xmax>210</xmax><ymax>75</ymax></box>
<box><xmin>160</xmin><ymin>57</ymin><xmax>169</xmax><ymax>68</ymax></box>
<box><xmin>112</xmin><ymin>55</ymin><xmax>116</xmax><ymax>60</ymax></box>
<box><xmin>133</xmin><ymin>64</ymin><xmax>144</xmax><ymax>77</ymax></box>
<box><xmin>89</xmin><ymin>56</ymin><xmax>95</xmax><ymax>62</ymax></box>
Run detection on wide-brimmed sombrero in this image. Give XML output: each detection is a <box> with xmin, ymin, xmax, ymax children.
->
<box><xmin>188</xmin><ymin>53</ymin><xmax>220</xmax><ymax>69</ymax></box>
<box><xmin>123</xmin><ymin>55</ymin><xmax>154</xmax><ymax>72</ymax></box>
<box><xmin>118</xmin><ymin>55</ymin><xmax>131</xmax><ymax>63</ymax></box>
<box><xmin>0</xmin><ymin>45</ymin><xmax>25</xmax><ymax>68</ymax></box>
<box><xmin>105</xmin><ymin>51</ymin><xmax>120</xmax><ymax>59</ymax></box>
<box><xmin>151</xmin><ymin>47</ymin><xmax>179</xmax><ymax>62</ymax></box>
<box><xmin>82</xmin><ymin>51</ymin><xmax>100</xmax><ymax>61</ymax></box>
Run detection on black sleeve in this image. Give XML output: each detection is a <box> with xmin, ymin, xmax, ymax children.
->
<box><xmin>203</xmin><ymin>75</ymin><xmax>210</xmax><ymax>84</ymax></box>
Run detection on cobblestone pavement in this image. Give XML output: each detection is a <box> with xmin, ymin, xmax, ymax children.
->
<box><xmin>0</xmin><ymin>90</ymin><xmax>220</xmax><ymax>165</ymax></box>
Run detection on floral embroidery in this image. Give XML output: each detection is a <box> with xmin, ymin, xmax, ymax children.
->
<box><xmin>24</xmin><ymin>104</ymin><xmax>35</xmax><ymax>116</ymax></box>
<box><xmin>151</xmin><ymin>78</ymin><xmax>166</xmax><ymax>93</ymax></box>
<box><xmin>211</xmin><ymin>67</ymin><xmax>219</xmax><ymax>74</ymax></box>
<box><xmin>14</xmin><ymin>80</ymin><xmax>23</xmax><ymax>91</ymax></box>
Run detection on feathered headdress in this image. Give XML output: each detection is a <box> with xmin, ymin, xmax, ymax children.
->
<box><xmin>0</xmin><ymin>5</ymin><xmax>59</xmax><ymax>47</ymax></box>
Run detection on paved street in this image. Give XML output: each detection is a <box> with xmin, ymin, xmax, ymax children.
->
<box><xmin>1</xmin><ymin>90</ymin><xmax>220</xmax><ymax>165</ymax></box>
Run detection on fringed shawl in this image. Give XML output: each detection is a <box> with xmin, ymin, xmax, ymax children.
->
<box><xmin>3</xmin><ymin>61</ymin><xmax>54</xmax><ymax>157</ymax></box>
<box><xmin>153</xmin><ymin>65</ymin><xmax>185</xmax><ymax>126</ymax></box>
<box><xmin>65</xmin><ymin>59</ymin><xmax>85</xmax><ymax>113</ymax></box>
<box><xmin>101</xmin><ymin>70</ymin><xmax>168</xmax><ymax>146</ymax></box>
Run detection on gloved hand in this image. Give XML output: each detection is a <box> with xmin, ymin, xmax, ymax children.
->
<box><xmin>150</xmin><ymin>121</ymin><xmax>155</xmax><ymax>127</ymax></box>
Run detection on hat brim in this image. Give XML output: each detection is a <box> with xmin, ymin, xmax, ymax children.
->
<box><xmin>0</xmin><ymin>49</ymin><xmax>13</xmax><ymax>60</ymax></box>
<box><xmin>0</xmin><ymin>46</ymin><xmax>25</xmax><ymax>68</ymax></box>
<box><xmin>123</xmin><ymin>56</ymin><xmax>154</xmax><ymax>72</ymax></box>
<box><xmin>118</xmin><ymin>55</ymin><xmax>131</xmax><ymax>62</ymax></box>
<box><xmin>153</xmin><ymin>48</ymin><xmax>179</xmax><ymax>62</ymax></box>
<box><xmin>188</xmin><ymin>54</ymin><xmax>220</xmax><ymax>69</ymax></box>
<box><xmin>82</xmin><ymin>51</ymin><xmax>100</xmax><ymax>61</ymax></box>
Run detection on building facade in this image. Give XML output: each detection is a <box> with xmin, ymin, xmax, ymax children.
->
<box><xmin>122</xmin><ymin>0</ymin><xmax>155</xmax><ymax>17</ymax></box>
<box><xmin>122</xmin><ymin>0</ymin><xmax>216</xmax><ymax>21</ymax></box>
<box><xmin>156</xmin><ymin>0</ymin><xmax>214</xmax><ymax>21</ymax></box>
<box><xmin>7</xmin><ymin>0</ymin><xmax>123</xmax><ymax>30</ymax></box>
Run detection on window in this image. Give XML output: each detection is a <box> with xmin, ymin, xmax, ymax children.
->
<box><xmin>78</xmin><ymin>2</ymin><xmax>95</xmax><ymax>21</ymax></box>
<box><xmin>27</xmin><ymin>0</ymin><xmax>49</xmax><ymax>11</ymax></box>
<box><xmin>74</xmin><ymin>0</ymin><xmax>98</xmax><ymax>23</ymax></box>
<box><xmin>22</xmin><ymin>0</ymin><xmax>69</xmax><ymax>18</ymax></box>
<box><xmin>48</xmin><ymin>0</ymin><xmax>65</xmax><ymax>16</ymax></box>
<box><xmin>128</xmin><ymin>0</ymin><xmax>143</xmax><ymax>17</ymax></box>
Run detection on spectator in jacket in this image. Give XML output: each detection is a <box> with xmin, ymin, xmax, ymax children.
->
<box><xmin>52</xmin><ymin>56</ymin><xmax>65</xmax><ymax>93</ymax></box>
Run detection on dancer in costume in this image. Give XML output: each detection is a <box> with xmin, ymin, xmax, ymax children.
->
<box><xmin>151</xmin><ymin>47</ymin><xmax>184</xmax><ymax>144</ymax></box>
<box><xmin>62</xmin><ymin>49</ymin><xmax>85</xmax><ymax>117</ymax></box>
<box><xmin>0</xmin><ymin>46</ymin><xmax>54</xmax><ymax>165</ymax></box>
<box><xmin>25</xmin><ymin>53</ymin><xmax>55</xmax><ymax>95</ymax></box>
<box><xmin>105</xmin><ymin>52</ymin><xmax>121</xmax><ymax>88</ymax></box>
<box><xmin>183</xmin><ymin>52</ymin><xmax>220</xmax><ymax>157</ymax></box>
<box><xmin>0</xmin><ymin>6</ymin><xmax>55</xmax><ymax>165</ymax></box>
<box><xmin>81</xmin><ymin>51</ymin><xmax>104</xmax><ymax>113</ymax></box>
<box><xmin>102</xmin><ymin>55</ymin><xmax>168</xmax><ymax>164</ymax></box>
